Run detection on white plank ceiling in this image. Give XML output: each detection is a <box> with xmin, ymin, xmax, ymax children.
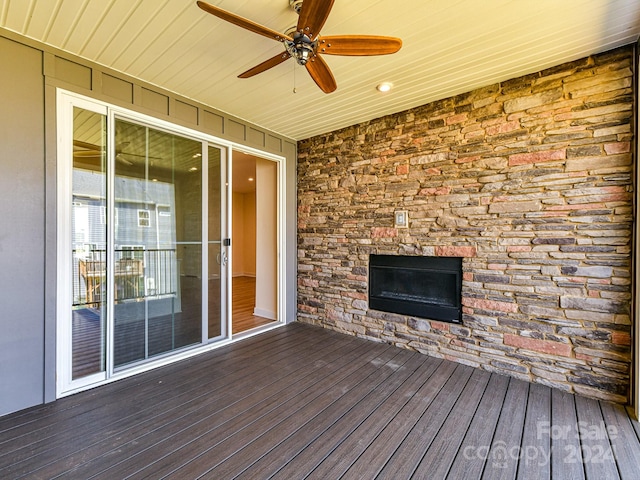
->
<box><xmin>1</xmin><ymin>0</ymin><xmax>639</xmax><ymax>140</ymax></box>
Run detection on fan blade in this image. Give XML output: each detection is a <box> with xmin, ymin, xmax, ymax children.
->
<box><xmin>118</xmin><ymin>151</ymin><xmax>162</xmax><ymax>160</ymax></box>
<box><xmin>305</xmin><ymin>55</ymin><xmax>337</xmax><ymax>93</ymax></box>
<box><xmin>73</xmin><ymin>140</ymin><xmax>102</xmax><ymax>152</ymax></box>
<box><xmin>197</xmin><ymin>1</ymin><xmax>292</xmax><ymax>43</ymax></box>
<box><xmin>73</xmin><ymin>151</ymin><xmax>103</xmax><ymax>158</ymax></box>
<box><xmin>318</xmin><ymin>35</ymin><xmax>402</xmax><ymax>56</ymax></box>
<box><xmin>239</xmin><ymin>51</ymin><xmax>292</xmax><ymax>78</ymax></box>
<box><xmin>297</xmin><ymin>0</ymin><xmax>335</xmax><ymax>39</ymax></box>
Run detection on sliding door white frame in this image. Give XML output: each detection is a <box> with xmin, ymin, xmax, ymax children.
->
<box><xmin>56</xmin><ymin>93</ymin><xmax>109</xmax><ymax>395</ymax></box>
<box><xmin>56</xmin><ymin>89</ymin><xmax>287</xmax><ymax>398</ymax></box>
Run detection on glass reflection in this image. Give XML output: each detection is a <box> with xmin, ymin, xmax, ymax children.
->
<box><xmin>113</xmin><ymin>119</ymin><xmax>203</xmax><ymax>368</ymax></box>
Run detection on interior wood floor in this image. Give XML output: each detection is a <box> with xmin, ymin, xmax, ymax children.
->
<box><xmin>233</xmin><ymin>276</ymin><xmax>275</xmax><ymax>334</ymax></box>
<box><xmin>2</xmin><ymin>323</ymin><xmax>638</xmax><ymax>479</ymax></box>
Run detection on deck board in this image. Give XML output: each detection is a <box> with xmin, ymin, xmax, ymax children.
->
<box><xmin>600</xmin><ymin>401</ymin><xmax>640</xmax><ymax>480</ymax></box>
<box><xmin>0</xmin><ymin>326</ymin><xmax>318</xmax><ymax>476</ymax></box>
<box><xmin>96</xmin><ymin>338</ymin><xmax>391</xmax><ymax>479</ymax></box>
<box><xmin>0</xmin><ymin>325</ymin><xmax>297</xmax><ymax>435</ymax></box>
<box><xmin>575</xmin><ymin>394</ymin><xmax>621</xmax><ymax>480</ymax></box>
<box><xmin>165</xmin><ymin>345</ymin><xmax>402</xmax><ymax>479</ymax></box>
<box><xmin>517</xmin><ymin>383</ymin><xmax>551</xmax><ymax>480</ymax></box>
<box><xmin>4</xmin><ymin>327</ymin><xmax>329</xmax><ymax>475</ymax></box>
<box><xmin>198</xmin><ymin>349</ymin><xmax>413</xmax><ymax>479</ymax></box>
<box><xmin>0</xmin><ymin>323</ymin><xmax>638</xmax><ymax>480</ymax></box>
<box><xmin>63</xmin><ymin>332</ymin><xmax>368</xmax><ymax>479</ymax></box>
<box><xmin>446</xmin><ymin>373</ymin><xmax>511</xmax><ymax>480</ymax></box>
<box><xmin>481</xmin><ymin>376</ymin><xmax>529</xmax><ymax>480</ymax></box>
<box><xmin>271</xmin><ymin>355</ymin><xmax>443</xmax><ymax>479</ymax></box>
<box><xmin>549</xmin><ymin>388</ymin><xmax>586</xmax><ymax>480</ymax></box>
<box><xmin>335</xmin><ymin>361</ymin><xmax>463</xmax><ymax>479</ymax></box>
<box><xmin>374</xmin><ymin>364</ymin><xmax>477</xmax><ymax>479</ymax></box>
<box><xmin>234</xmin><ymin>352</ymin><xmax>427</xmax><ymax>480</ymax></box>
<box><xmin>411</xmin><ymin>368</ymin><xmax>492</xmax><ymax>479</ymax></box>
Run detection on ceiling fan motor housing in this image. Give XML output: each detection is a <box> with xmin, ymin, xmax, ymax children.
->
<box><xmin>286</xmin><ymin>32</ymin><xmax>317</xmax><ymax>65</ymax></box>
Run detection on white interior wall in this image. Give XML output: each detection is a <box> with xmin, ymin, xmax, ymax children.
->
<box><xmin>231</xmin><ymin>191</ymin><xmax>256</xmax><ymax>277</ymax></box>
<box><xmin>254</xmin><ymin>159</ymin><xmax>277</xmax><ymax>320</ymax></box>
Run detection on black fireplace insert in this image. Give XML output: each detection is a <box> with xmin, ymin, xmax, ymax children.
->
<box><xmin>368</xmin><ymin>255</ymin><xmax>462</xmax><ymax>323</ymax></box>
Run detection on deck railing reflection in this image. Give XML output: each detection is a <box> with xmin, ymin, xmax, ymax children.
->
<box><xmin>73</xmin><ymin>248</ymin><xmax>177</xmax><ymax>307</ymax></box>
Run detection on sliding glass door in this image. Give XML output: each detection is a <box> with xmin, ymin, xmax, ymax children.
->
<box><xmin>208</xmin><ymin>145</ymin><xmax>225</xmax><ymax>339</ymax></box>
<box><xmin>69</xmin><ymin>105</ymin><xmax>108</xmax><ymax>383</ymax></box>
<box><xmin>112</xmin><ymin>118</ymin><xmax>205</xmax><ymax>368</ymax></box>
<box><xmin>59</xmin><ymin>92</ymin><xmax>228</xmax><ymax>394</ymax></box>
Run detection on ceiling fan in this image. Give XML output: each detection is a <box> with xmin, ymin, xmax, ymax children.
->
<box><xmin>196</xmin><ymin>0</ymin><xmax>402</xmax><ymax>93</ymax></box>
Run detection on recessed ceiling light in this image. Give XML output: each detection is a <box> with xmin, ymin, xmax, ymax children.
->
<box><xmin>248</xmin><ymin>177</ymin><xmax>254</xmax><ymax>182</ymax></box>
<box><xmin>376</xmin><ymin>82</ymin><xmax>393</xmax><ymax>92</ymax></box>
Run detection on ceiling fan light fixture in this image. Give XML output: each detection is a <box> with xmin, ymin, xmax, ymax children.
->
<box><xmin>295</xmin><ymin>46</ymin><xmax>313</xmax><ymax>64</ymax></box>
<box><xmin>286</xmin><ymin>32</ymin><xmax>317</xmax><ymax>66</ymax></box>
<box><xmin>376</xmin><ymin>82</ymin><xmax>393</xmax><ymax>92</ymax></box>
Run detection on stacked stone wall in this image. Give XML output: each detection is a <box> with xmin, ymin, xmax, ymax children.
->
<box><xmin>297</xmin><ymin>46</ymin><xmax>635</xmax><ymax>403</ymax></box>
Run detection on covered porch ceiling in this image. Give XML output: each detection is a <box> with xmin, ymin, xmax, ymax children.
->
<box><xmin>1</xmin><ymin>0</ymin><xmax>639</xmax><ymax>140</ymax></box>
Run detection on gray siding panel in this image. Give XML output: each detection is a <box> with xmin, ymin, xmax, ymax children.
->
<box><xmin>0</xmin><ymin>37</ymin><xmax>45</xmax><ymax>416</ymax></box>
<box><xmin>0</xmin><ymin>27</ymin><xmax>297</xmax><ymax>417</ymax></box>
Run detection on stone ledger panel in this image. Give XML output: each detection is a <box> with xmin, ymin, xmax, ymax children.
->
<box><xmin>297</xmin><ymin>46</ymin><xmax>634</xmax><ymax>404</ymax></box>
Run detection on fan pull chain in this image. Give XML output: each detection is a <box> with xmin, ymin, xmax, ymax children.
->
<box><xmin>293</xmin><ymin>61</ymin><xmax>297</xmax><ymax>94</ymax></box>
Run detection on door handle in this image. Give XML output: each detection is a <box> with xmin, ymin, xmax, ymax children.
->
<box><xmin>221</xmin><ymin>251</ymin><xmax>228</xmax><ymax>267</ymax></box>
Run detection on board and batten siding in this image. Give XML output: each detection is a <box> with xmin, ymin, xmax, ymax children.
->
<box><xmin>0</xmin><ymin>28</ymin><xmax>297</xmax><ymax>417</ymax></box>
<box><xmin>0</xmin><ymin>35</ymin><xmax>46</xmax><ymax>417</ymax></box>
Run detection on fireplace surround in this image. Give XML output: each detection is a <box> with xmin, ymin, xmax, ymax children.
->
<box><xmin>369</xmin><ymin>255</ymin><xmax>462</xmax><ymax>323</ymax></box>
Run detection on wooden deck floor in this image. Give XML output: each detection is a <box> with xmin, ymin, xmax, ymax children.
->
<box><xmin>1</xmin><ymin>323</ymin><xmax>638</xmax><ymax>479</ymax></box>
